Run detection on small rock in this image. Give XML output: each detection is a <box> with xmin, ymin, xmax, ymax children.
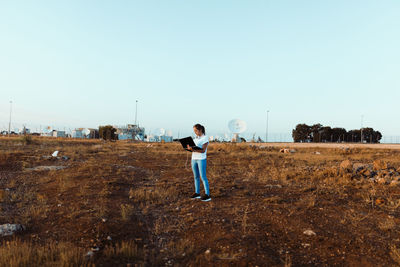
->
<box><xmin>314</xmin><ymin>152</ymin><xmax>321</xmax><ymax>155</ymax></box>
<box><xmin>279</xmin><ymin>148</ymin><xmax>294</xmax><ymax>153</ymax></box>
<box><xmin>340</xmin><ymin>160</ymin><xmax>352</xmax><ymax>172</ymax></box>
<box><xmin>52</xmin><ymin>151</ymin><xmax>59</xmax><ymax>157</ymax></box>
<box><xmin>86</xmin><ymin>251</ymin><xmax>94</xmax><ymax>257</ymax></box>
<box><xmin>26</xmin><ymin>165</ymin><xmax>67</xmax><ymax>171</ymax></box>
<box><xmin>373</xmin><ymin>160</ymin><xmax>388</xmax><ymax>171</ymax></box>
<box><xmin>353</xmin><ymin>163</ymin><xmax>369</xmax><ymax>173</ymax></box>
<box><xmin>379</xmin><ymin>169</ymin><xmax>390</xmax><ymax>177</ymax></box>
<box><xmin>377</xmin><ymin>177</ymin><xmax>386</xmax><ymax>184</ymax></box>
<box><xmin>303</xmin><ymin>229</ymin><xmax>316</xmax><ymax>236</ymax></box>
<box><xmin>107</xmin><ymin>236</ymin><xmax>112</xmax><ymax>241</ymax></box>
<box><xmin>0</xmin><ymin>224</ymin><xmax>25</xmax><ymax>237</ymax></box>
<box><xmin>102</xmin><ymin>218</ymin><xmax>107</xmax><ymax>223</ymax></box>
<box><xmin>205</xmin><ymin>249</ymin><xmax>211</xmax><ymax>254</ymax></box>
<box><xmin>361</xmin><ymin>169</ymin><xmax>376</xmax><ymax>178</ymax></box>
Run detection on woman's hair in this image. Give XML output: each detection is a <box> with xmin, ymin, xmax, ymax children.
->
<box><xmin>193</xmin><ymin>124</ymin><xmax>205</xmax><ymax>135</ymax></box>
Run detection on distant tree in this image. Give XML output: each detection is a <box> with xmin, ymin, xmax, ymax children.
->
<box><xmin>293</xmin><ymin>123</ymin><xmax>382</xmax><ymax>143</ymax></box>
<box><xmin>292</xmin><ymin>124</ymin><xmax>311</xmax><ymax>142</ymax></box>
<box><xmin>99</xmin><ymin>125</ymin><xmax>117</xmax><ymax>141</ymax></box>
<box><xmin>347</xmin><ymin>129</ymin><xmax>361</xmax><ymax>143</ymax></box>
<box><xmin>374</xmin><ymin>130</ymin><xmax>382</xmax><ymax>143</ymax></box>
<box><xmin>319</xmin><ymin>126</ymin><xmax>332</xmax><ymax>142</ymax></box>
<box><xmin>310</xmin><ymin>123</ymin><xmax>323</xmax><ymax>142</ymax></box>
<box><xmin>362</xmin><ymin>128</ymin><xmax>382</xmax><ymax>143</ymax></box>
<box><xmin>331</xmin><ymin>128</ymin><xmax>347</xmax><ymax>142</ymax></box>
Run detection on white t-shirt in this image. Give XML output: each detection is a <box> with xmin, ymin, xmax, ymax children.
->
<box><xmin>192</xmin><ymin>135</ymin><xmax>209</xmax><ymax>160</ymax></box>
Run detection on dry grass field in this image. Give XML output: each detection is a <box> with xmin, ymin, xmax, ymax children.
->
<box><xmin>1</xmin><ymin>136</ymin><xmax>400</xmax><ymax>266</ymax></box>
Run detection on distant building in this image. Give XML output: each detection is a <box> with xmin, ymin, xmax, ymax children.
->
<box><xmin>72</xmin><ymin>128</ymin><xmax>98</xmax><ymax>139</ymax></box>
<box><xmin>52</xmin><ymin>130</ymin><xmax>66</xmax><ymax>138</ymax></box>
<box><xmin>160</xmin><ymin>135</ymin><xmax>173</xmax><ymax>142</ymax></box>
<box><xmin>72</xmin><ymin>129</ymin><xmax>84</xmax><ymax>138</ymax></box>
<box><xmin>115</xmin><ymin>124</ymin><xmax>145</xmax><ymax>141</ymax></box>
<box><xmin>145</xmin><ymin>135</ymin><xmax>173</xmax><ymax>143</ymax></box>
<box><xmin>18</xmin><ymin>127</ymin><xmax>30</xmax><ymax>135</ymax></box>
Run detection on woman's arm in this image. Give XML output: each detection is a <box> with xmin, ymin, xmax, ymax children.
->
<box><xmin>187</xmin><ymin>142</ymin><xmax>208</xmax><ymax>153</ymax></box>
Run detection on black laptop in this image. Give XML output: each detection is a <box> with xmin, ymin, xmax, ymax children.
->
<box><xmin>179</xmin><ymin>137</ymin><xmax>202</xmax><ymax>151</ymax></box>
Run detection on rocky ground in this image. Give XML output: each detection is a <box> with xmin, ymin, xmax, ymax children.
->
<box><xmin>1</xmin><ymin>137</ymin><xmax>400</xmax><ymax>266</ymax></box>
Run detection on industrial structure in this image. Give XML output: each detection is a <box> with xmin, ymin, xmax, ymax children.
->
<box><xmin>116</xmin><ymin>124</ymin><xmax>145</xmax><ymax>141</ymax></box>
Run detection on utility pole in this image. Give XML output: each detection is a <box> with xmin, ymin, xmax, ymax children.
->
<box><xmin>135</xmin><ymin>100</ymin><xmax>138</xmax><ymax>126</ymax></box>
<box><xmin>8</xmin><ymin>101</ymin><xmax>12</xmax><ymax>137</ymax></box>
<box><xmin>266</xmin><ymin>110</ymin><xmax>269</xmax><ymax>143</ymax></box>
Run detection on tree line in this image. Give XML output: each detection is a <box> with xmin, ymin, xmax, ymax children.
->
<box><xmin>292</xmin><ymin>123</ymin><xmax>382</xmax><ymax>143</ymax></box>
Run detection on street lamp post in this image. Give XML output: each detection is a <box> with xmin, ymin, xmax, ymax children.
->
<box><xmin>8</xmin><ymin>101</ymin><xmax>12</xmax><ymax>137</ymax></box>
<box><xmin>135</xmin><ymin>100</ymin><xmax>138</xmax><ymax>126</ymax></box>
<box><xmin>266</xmin><ymin>110</ymin><xmax>269</xmax><ymax>143</ymax></box>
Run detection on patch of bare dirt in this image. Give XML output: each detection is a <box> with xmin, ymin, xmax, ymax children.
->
<box><xmin>0</xmin><ymin>137</ymin><xmax>400</xmax><ymax>266</ymax></box>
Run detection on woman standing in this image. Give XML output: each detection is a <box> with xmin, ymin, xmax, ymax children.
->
<box><xmin>187</xmin><ymin>124</ymin><xmax>211</xmax><ymax>202</ymax></box>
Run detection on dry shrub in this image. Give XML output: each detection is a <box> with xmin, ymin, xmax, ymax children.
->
<box><xmin>103</xmin><ymin>240</ymin><xmax>141</xmax><ymax>261</ymax></box>
<box><xmin>344</xmin><ymin>209</ymin><xmax>370</xmax><ymax>227</ymax></box>
<box><xmin>20</xmin><ymin>135</ymin><xmax>33</xmax><ymax>145</ymax></box>
<box><xmin>390</xmin><ymin>245</ymin><xmax>400</xmax><ymax>265</ymax></box>
<box><xmin>57</xmin><ymin>174</ymin><xmax>75</xmax><ymax>193</ymax></box>
<box><xmin>378</xmin><ymin>218</ymin><xmax>396</xmax><ymax>231</ymax></box>
<box><xmin>264</xmin><ymin>196</ymin><xmax>283</xmax><ymax>204</ymax></box>
<box><xmin>167</xmin><ymin>237</ymin><xmax>195</xmax><ymax>258</ymax></box>
<box><xmin>298</xmin><ymin>194</ymin><xmax>317</xmax><ymax>208</ymax></box>
<box><xmin>99</xmin><ymin>184</ymin><xmax>112</xmax><ymax>198</ymax></box>
<box><xmin>36</xmin><ymin>193</ymin><xmax>47</xmax><ymax>204</ymax></box>
<box><xmin>284</xmin><ymin>253</ymin><xmax>292</xmax><ymax>267</ymax></box>
<box><xmin>121</xmin><ymin>204</ymin><xmax>134</xmax><ymax>221</ymax></box>
<box><xmin>0</xmin><ymin>189</ymin><xmax>7</xmax><ymax>202</ymax></box>
<box><xmin>0</xmin><ymin>239</ymin><xmax>92</xmax><ymax>267</ymax></box>
<box><xmin>385</xmin><ymin>196</ymin><xmax>400</xmax><ymax>210</ymax></box>
<box><xmin>319</xmin><ymin>166</ymin><xmax>339</xmax><ymax>178</ymax></box>
<box><xmin>129</xmin><ymin>187</ymin><xmax>177</xmax><ymax>204</ymax></box>
<box><xmin>93</xmin><ymin>203</ymin><xmax>107</xmax><ymax>218</ymax></box>
<box><xmin>26</xmin><ymin>205</ymin><xmax>48</xmax><ymax>220</ymax></box>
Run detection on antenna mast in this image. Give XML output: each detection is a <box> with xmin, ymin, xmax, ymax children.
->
<box><xmin>8</xmin><ymin>101</ymin><xmax>12</xmax><ymax>137</ymax></box>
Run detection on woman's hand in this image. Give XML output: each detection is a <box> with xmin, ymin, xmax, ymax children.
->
<box><xmin>186</xmin><ymin>145</ymin><xmax>193</xmax><ymax>151</ymax></box>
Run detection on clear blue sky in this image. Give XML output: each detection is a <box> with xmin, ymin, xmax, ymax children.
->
<box><xmin>1</xmin><ymin>1</ymin><xmax>399</xmax><ymax>140</ymax></box>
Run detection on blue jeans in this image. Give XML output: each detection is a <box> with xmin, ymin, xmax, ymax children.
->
<box><xmin>191</xmin><ymin>159</ymin><xmax>210</xmax><ymax>195</ymax></box>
